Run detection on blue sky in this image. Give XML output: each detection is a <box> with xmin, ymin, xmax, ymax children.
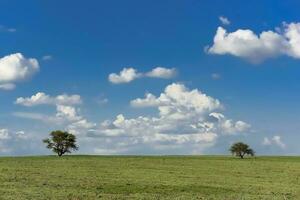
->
<box><xmin>0</xmin><ymin>0</ymin><xmax>300</xmax><ymax>155</ymax></box>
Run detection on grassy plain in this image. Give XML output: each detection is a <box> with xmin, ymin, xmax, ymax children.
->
<box><xmin>0</xmin><ymin>156</ymin><xmax>299</xmax><ymax>199</ymax></box>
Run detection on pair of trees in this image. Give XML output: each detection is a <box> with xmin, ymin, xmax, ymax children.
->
<box><xmin>43</xmin><ymin>131</ymin><xmax>255</xmax><ymax>159</ymax></box>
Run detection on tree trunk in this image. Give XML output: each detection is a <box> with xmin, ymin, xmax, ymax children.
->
<box><xmin>240</xmin><ymin>152</ymin><xmax>246</xmax><ymax>159</ymax></box>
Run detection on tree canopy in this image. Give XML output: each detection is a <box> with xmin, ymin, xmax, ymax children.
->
<box><xmin>43</xmin><ymin>130</ymin><xmax>78</xmax><ymax>157</ymax></box>
<box><xmin>230</xmin><ymin>142</ymin><xmax>254</xmax><ymax>159</ymax></box>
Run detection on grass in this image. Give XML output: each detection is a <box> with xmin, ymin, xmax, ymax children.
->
<box><xmin>0</xmin><ymin>156</ymin><xmax>299</xmax><ymax>199</ymax></box>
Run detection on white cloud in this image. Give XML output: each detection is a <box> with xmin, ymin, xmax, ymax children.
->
<box><xmin>13</xmin><ymin>105</ymin><xmax>94</xmax><ymax>132</ymax></box>
<box><xmin>108</xmin><ymin>68</ymin><xmax>141</xmax><ymax>84</ymax></box>
<box><xmin>94</xmin><ymin>148</ymin><xmax>128</xmax><ymax>155</ymax></box>
<box><xmin>0</xmin><ymin>53</ymin><xmax>39</xmax><ymax>89</ymax></box>
<box><xmin>55</xmin><ymin>94</ymin><xmax>82</xmax><ymax>105</ymax></box>
<box><xmin>211</xmin><ymin>73</ymin><xmax>221</xmax><ymax>80</ymax></box>
<box><xmin>262</xmin><ymin>137</ymin><xmax>271</xmax><ymax>145</ymax></box>
<box><xmin>67</xmin><ymin>119</ymin><xmax>96</xmax><ymax>136</ymax></box>
<box><xmin>42</xmin><ymin>55</ymin><xmax>52</xmax><ymax>61</ymax></box>
<box><xmin>15</xmin><ymin>92</ymin><xmax>51</xmax><ymax>106</ymax></box>
<box><xmin>145</xmin><ymin>67</ymin><xmax>176</xmax><ymax>79</ymax></box>
<box><xmin>96</xmin><ymin>96</ymin><xmax>109</xmax><ymax>105</ymax></box>
<box><xmin>13</xmin><ymin>85</ymin><xmax>249</xmax><ymax>155</ymax></box>
<box><xmin>0</xmin><ymin>129</ymin><xmax>29</xmax><ymax>154</ymax></box>
<box><xmin>263</xmin><ymin>135</ymin><xmax>286</xmax><ymax>149</ymax></box>
<box><xmin>272</xmin><ymin>136</ymin><xmax>286</xmax><ymax>148</ymax></box>
<box><xmin>15</xmin><ymin>92</ymin><xmax>82</xmax><ymax>107</ymax></box>
<box><xmin>220</xmin><ymin>119</ymin><xmax>251</xmax><ymax>135</ymax></box>
<box><xmin>13</xmin><ymin>112</ymin><xmax>61</xmax><ymax>124</ymax></box>
<box><xmin>0</xmin><ymin>25</ymin><xmax>16</xmax><ymax>33</ymax></box>
<box><xmin>130</xmin><ymin>93</ymin><xmax>161</xmax><ymax>107</ymax></box>
<box><xmin>56</xmin><ymin>105</ymin><xmax>82</xmax><ymax>121</ymax></box>
<box><xmin>15</xmin><ymin>131</ymin><xmax>28</xmax><ymax>139</ymax></box>
<box><xmin>219</xmin><ymin>16</ymin><xmax>230</xmax><ymax>25</ymax></box>
<box><xmin>15</xmin><ymin>92</ymin><xmax>95</xmax><ymax>136</ymax></box>
<box><xmin>0</xmin><ymin>129</ymin><xmax>11</xmax><ymax>140</ymax></box>
<box><xmin>131</xmin><ymin>83</ymin><xmax>221</xmax><ymax>112</ymax></box>
<box><xmin>88</xmin><ymin>83</ymin><xmax>250</xmax><ymax>154</ymax></box>
<box><xmin>7</xmin><ymin>28</ymin><xmax>16</xmax><ymax>33</ymax></box>
<box><xmin>108</xmin><ymin>67</ymin><xmax>176</xmax><ymax>84</ymax></box>
<box><xmin>208</xmin><ymin>113</ymin><xmax>250</xmax><ymax>135</ymax></box>
<box><xmin>98</xmin><ymin>98</ymin><xmax>108</xmax><ymax>104</ymax></box>
<box><xmin>207</xmin><ymin>22</ymin><xmax>300</xmax><ymax>63</ymax></box>
<box><xmin>0</xmin><ymin>83</ymin><xmax>15</xmax><ymax>90</ymax></box>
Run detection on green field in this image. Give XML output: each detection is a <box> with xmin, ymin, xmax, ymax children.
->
<box><xmin>0</xmin><ymin>156</ymin><xmax>299</xmax><ymax>200</ymax></box>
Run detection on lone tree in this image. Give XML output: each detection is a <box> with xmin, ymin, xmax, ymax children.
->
<box><xmin>230</xmin><ymin>142</ymin><xmax>254</xmax><ymax>159</ymax></box>
<box><xmin>43</xmin><ymin>130</ymin><xmax>78</xmax><ymax>157</ymax></box>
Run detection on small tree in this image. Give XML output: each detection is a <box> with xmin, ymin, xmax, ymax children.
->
<box><xmin>43</xmin><ymin>130</ymin><xmax>78</xmax><ymax>157</ymax></box>
<box><xmin>230</xmin><ymin>142</ymin><xmax>254</xmax><ymax>159</ymax></box>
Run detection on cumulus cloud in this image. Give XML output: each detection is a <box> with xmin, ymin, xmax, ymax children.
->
<box><xmin>108</xmin><ymin>67</ymin><xmax>176</xmax><ymax>84</ymax></box>
<box><xmin>0</xmin><ymin>53</ymin><xmax>39</xmax><ymax>90</ymax></box>
<box><xmin>0</xmin><ymin>129</ymin><xmax>29</xmax><ymax>154</ymax></box>
<box><xmin>15</xmin><ymin>92</ymin><xmax>95</xmax><ymax>136</ymax></box>
<box><xmin>263</xmin><ymin>135</ymin><xmax>286</xmax><ymax>149</ymax></box>
<box><xmin>0</xmin><ymin>129</ymin><xmax>11</xmax><ymax>140</ymax></box>
<box><xmin>131</xmin><ymin>83</ymin><xmax>221</xmax><ymax>112</ymax></box>
<box><xmin>219</xmin><ymin>16</ymin><xmax>230</xmax><ymax>25</ymax></box>
<box><xmin>207</xmin><ymin>22</ymin><xmax>300</xmax><ymax>63</ymax></box>
<box><xmin>108</xmin><ymin>68</ymin><xmax>142</xmax><ymax>84</ymax></box>
<box><xmin>14</xmin><ymin>107</ymin><xmax>96</xmax><ymax>135</ymax></box>
<box><xmin>130</xmin><ymin>93</ymin><xmax>161</xmax><ymax>107</ymax></box>
<box><xmin>15</xmin><ymin>93</ymin><xmax>82</xmax><ymax>106</ymax></box>
<box><xmin>13</xmin><ymin>85</ymin><xmax>249</xmax><ymax>155</ymax></box>
<box><xmin>56</xmin><ymin>105</ymin><xmax>82</xmax><ymax>122</ymax></box>
<box><xmin>220</xmin><ymin>119</ymin><xmax>251</xmax><ymax>135</ymax></box>
<box><xmin>145</xmin><ymin>67</ymin><xmax>176</xmax><ymax>79</ymax></box>
<box><xmin>88</xmin><ymin>83</ymin><xmax>250</xmax><ymax>154</ymax></box>
<box><xmin>0</xmin><ymin>129</ymin><xmax>28</xmax><ymax>140</ymax></box>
